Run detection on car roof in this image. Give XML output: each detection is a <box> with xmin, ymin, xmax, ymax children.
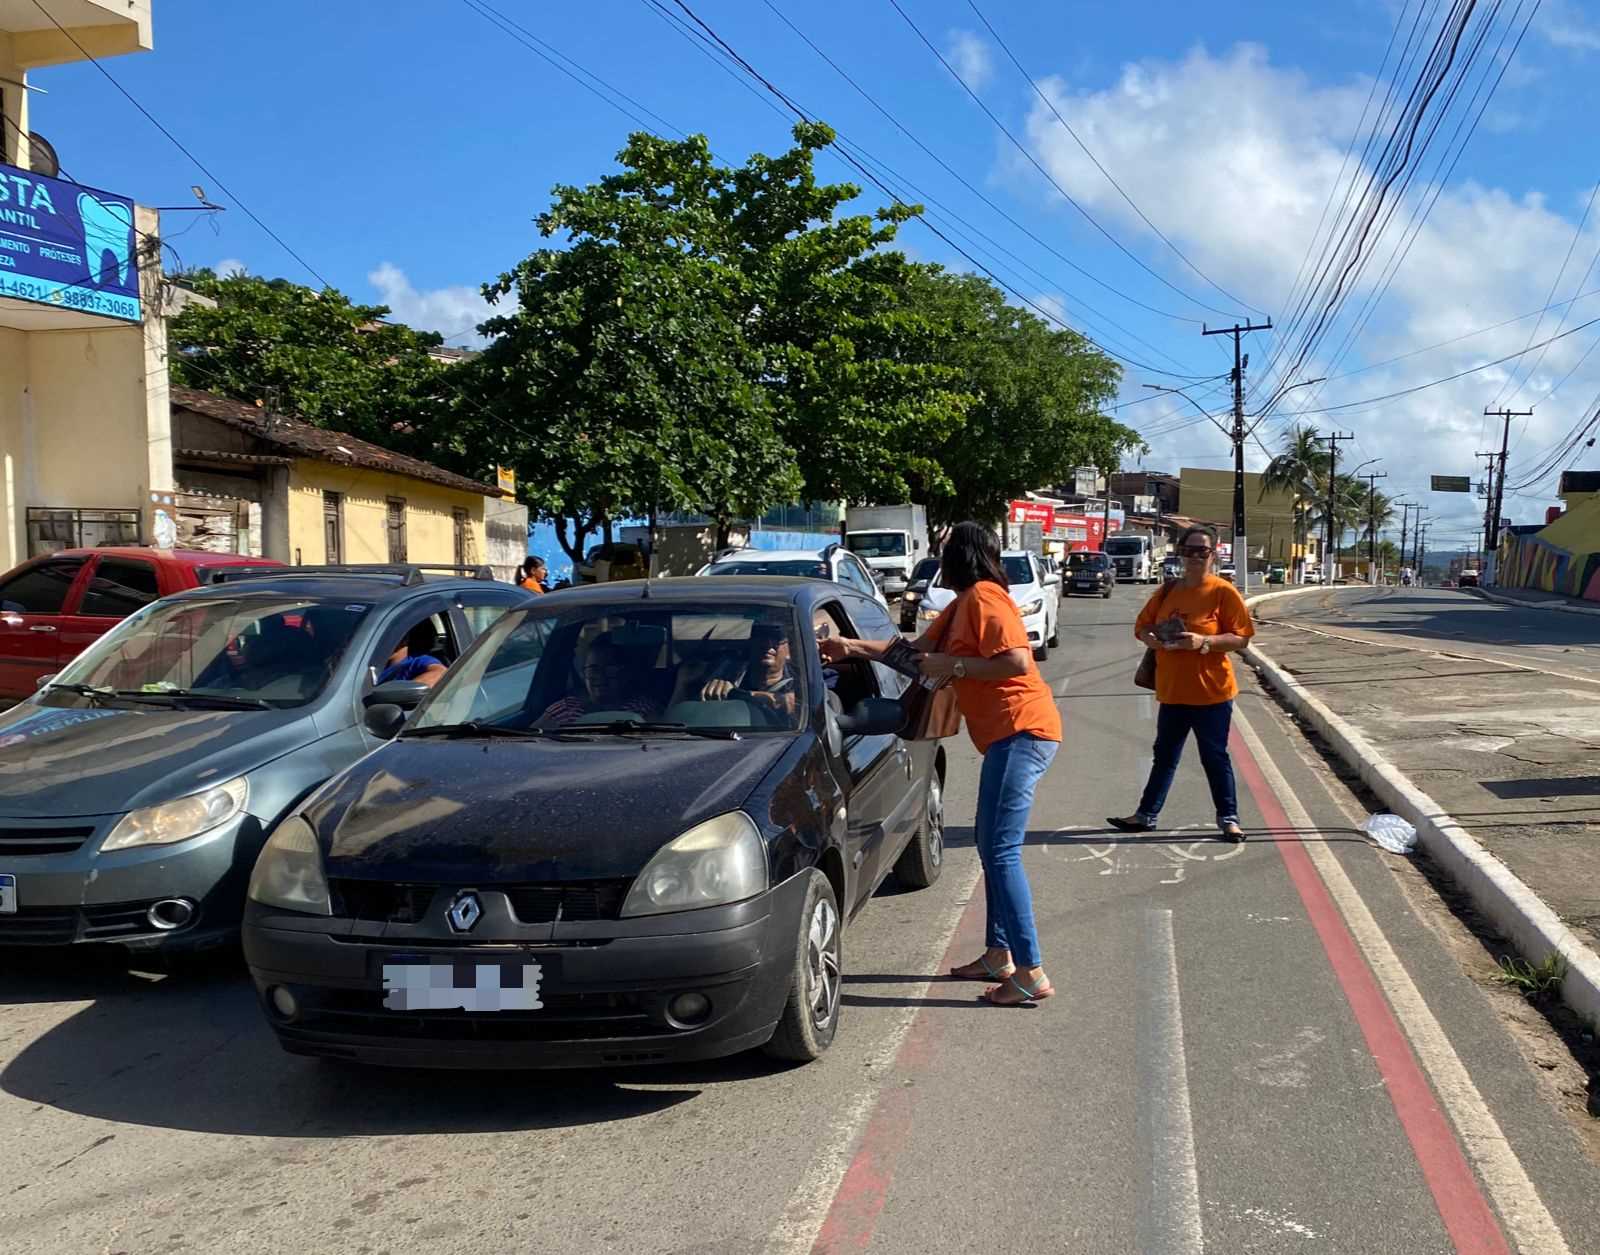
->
<box><xmin>539</xmin><ymin>576</ymin><xmax>844</xmax><ymax>611</ymax></box>
<box><xmin>160</xmin><ymin>570</ymin><xmax>507</xmax><ymax>606</ymax></box>
<box><xmin>710</xmin><ymin>548</ymin><xmax>829</xmax><ymax>562</ymax></box>
<box><xmin>23</xmin><ymin>547</ymin><xmax>266</xmax><ymax>566</ymax></box>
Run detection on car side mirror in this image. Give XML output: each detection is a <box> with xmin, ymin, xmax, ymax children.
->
<box><xmin>363</xmin><ymin>680</ymin><xmax>430</xmax><ymax>710</ymax></box>
<box><xmin>34</xmin><ymin>673</ymin><xmax>56</xmax><ymax>691</ymax></box>
<box><xmin>835</xmin><ymin>696</ymin><xmax>906</xmax><ymax>738</ymax></box>
<box><xmin>364</xmin><ymin>703</ymin><xmax>407</xmax><ymax>739</ymax></box>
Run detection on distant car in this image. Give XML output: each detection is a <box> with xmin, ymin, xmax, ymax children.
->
<box><xmin>898</xmin><ymin>557</ymin><xmax>941</xmax><ymax>631</ymax></box>
<box><xmin>0</xmin><ymin>547</ymin><xmax>278</xmax><ymax>703</ymax></box>
<box><xmin>0</xmin><ymin>565</ymin><xmax>530</xmax><ymax>955</ymax></box>
<box><xmin>1218</xmin><ymin>563</ymin><xmax>1237</xmax><ymax>585</ymax></box>
<box><xmin>1266</xmin><ymin>565</ymin><xmax>1287</xmax><ymax>585</ymax></box>
<box><xmin>697</xmin><ymin>545</ymin><xmax>888</xmax><ymax>609</ymax></box>
<box><xmin>1161</xmin><ymin>556</ymin><xmax>1185</xmax><ymax>581</ymax></box>
<box><xmin>1065</xmin><ymin>551</ymin><xmax>1115</xmax><ymax>598</ymax></box>
<box><xmin>1303</xmin><ymin>567</ymin><xmax>1324</xmax><ymax>585</ymax></box>
<box><xmin>919</xmin><ymin>550</ymin><xmax>1058</xmax><ymax>660</ymax></box>
<box><xmin>1458</xmin><ymin>569</ymin><xmax>1480</xmax><ymax>588</ymax></box>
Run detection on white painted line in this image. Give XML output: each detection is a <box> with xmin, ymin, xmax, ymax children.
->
<box><xmin>1243</xmin><ymin>639</ymin><xmax>1600</xmax><ymax>1029</ymax></box>
<box><xmin>761</xmin><ymin>860</ymin><xmax>982</xmax><ymax>1255</ymax></box>
<box><xmin>1235</xmin><ymin>710</ymin><xmax>1573</xmax><ymax>1255</ymax></box>
<box><xmin>1136</xmin><ymin>908</ymin><xmax>1205</xmax><ymax>1255</ymax></box>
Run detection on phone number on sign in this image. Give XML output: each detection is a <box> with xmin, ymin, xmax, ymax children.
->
<box><xmin>0</xmin><ymin>276</ymin><xmax>139</xmax><ymax>319</ymax></box>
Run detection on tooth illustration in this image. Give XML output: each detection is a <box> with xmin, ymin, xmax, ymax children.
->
<box><xmin>77</xmin><ymin>191</ymin><xmax>134</xmax><ymax>287</ymax></box>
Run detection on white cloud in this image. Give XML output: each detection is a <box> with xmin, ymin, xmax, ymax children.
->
<box><xmin>1007</xmin><ymin>42</ymin><xmax>1600</xmax><ymax>538</ymax></box>
<box><xmin>367</xmin><ymin>262</ymin><xmax>493</xmax><ymax>344</ymax></box>
<box><xmin>946</xmin><ymin>29</ymin><xmax>994</xmax><ymax>91</ymax></box>
<box><xmin>1538</xmin><ymin>0</ymin><xmax>1600</xmax><ymax>53</ymax></box>
<box><xmin>214</xmin><ymin>257</ymin><xmax>247</xmax><ymax>278</ymax></box>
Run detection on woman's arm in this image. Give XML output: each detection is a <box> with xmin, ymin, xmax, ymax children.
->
<box><xmin>920</xmin><ymin>648</ymin><xmax>1030</xmax><ymax>679</ymax></box>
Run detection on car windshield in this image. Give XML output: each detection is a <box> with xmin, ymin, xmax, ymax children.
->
<box><xmin>46</xmin><ymin>596</ymin><xmax>369</xmax><ymax>708</ymax></box>
<box><xmin>412</xmin><ymin>600</ymin><xmax>808</xmax><ymax>735</ymax></box>
<box><xmin>707</xmin><ymin>560</ymin><xmax>829</xmax><ymax>579</ymax></box>
<box><xmin>846</xmin><ymin>532</ymin><xmax>907</xmax><ymax>557</ymax></box>
<box><xmin>1069</xmin><ymin>554</ymin><xmax>1110</xmax><ymax>571</ymax></box>
<box><xmin>1002</xmin><ymin>556</ymin><xmax>1035</xmax><ymax>586</ymax></box>
<box><xmin>1105</xmin><ymin>538</ymin><xmax>1146</xmax><ymax>555</ymax></box>
<box><xmin>910</xmin><ymin>558</ymin><xmax>940</xmax><ymax>583</ymax></box>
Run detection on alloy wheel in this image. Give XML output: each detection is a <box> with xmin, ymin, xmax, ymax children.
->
<box><xmin>926</xmin><ymin>774</ymin><xmax>944</xmax><ymax>868</ymax></box>
<box><xmin>806</xmin><ymin>897</ymin><xmax>841</xmax><ymax>1030</ymax></box>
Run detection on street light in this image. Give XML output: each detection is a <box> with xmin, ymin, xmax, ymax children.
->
<box><xmin>1141</xmin><ymin>383</ymin><xmax>1232</xmax><ymax>438</ymax></box>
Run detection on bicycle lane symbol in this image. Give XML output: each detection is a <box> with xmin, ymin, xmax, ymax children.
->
<box><xmin>1050</xmin><ymin>824</ymin><xmax>1246</xmax><ymax>885</ymax></box>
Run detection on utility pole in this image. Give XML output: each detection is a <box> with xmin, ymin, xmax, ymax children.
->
<box><xmin>1483</xmin><ymin>406</ymin><xmax>1530</xmax><ymax>556</ymax></box>
<box><xmin>1411</xmin><ymin>506</ymin><xmax>1429</xmax><ymax>577</ymax></box>
<box><xmin>1316</xmin><ymin>431</ymin><xmax>1356</xmax><ymax>581</ymax></box>
<box><xmin>1203</xmin><ymin>318</ymin><xmax>1273</xmax><ymax>595</ymax></box>
<box><xmin>1416</xmin><ymin>524</ymin><xmax>1429</xmax><ymax>587</ymax></box>
<box><xmin>1475</xmin><ymin>451</ymin><xmax>1498</xmax><ymax>572</ymax></box>
<box><xmin>1360</xmin><ymin>469</ymin><xmax>1388</xmax><ymax>584</ymax></box>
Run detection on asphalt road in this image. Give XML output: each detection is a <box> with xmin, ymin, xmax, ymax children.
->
<box><xmin>3</xmin><ymin>584</ymin><xmax>1598</xmax><ymax>1254</ymax></box>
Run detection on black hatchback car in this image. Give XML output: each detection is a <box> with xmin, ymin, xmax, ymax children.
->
<box><xmin>242</xmin><ymin>578</ymin><xmax>946</xmax><ymax>1068</ymax></box>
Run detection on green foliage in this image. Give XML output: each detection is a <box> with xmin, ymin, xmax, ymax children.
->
<box><xmin>168</xmin><ymin>271</ymin><xmax>458</xmax><ymax>463</ymax></box>
<box><xmin>1494</xmin><ymin>952</ymin><xmax>1567</xmax><ymax>999</ymax></box>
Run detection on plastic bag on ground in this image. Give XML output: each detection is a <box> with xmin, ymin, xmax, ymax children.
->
<box><xmin>1361</xmin><ymin>813</ymin><xmax>1418</xmax><ymax>854</ymax></box>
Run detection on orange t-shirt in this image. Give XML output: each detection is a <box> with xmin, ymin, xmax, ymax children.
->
<box><xmin>1133</xmin><ymin>576</ymin><xmax>1255</xmax><ymax>706</ymax></box>
<box><xmin>521</xmin><ymin>577</ymin><xmax>545</xmax><ymax>594</ymax></box>
<box><xmin>929</xmin><ymin>581</ymin><xmax>1062</xmax><ymax>754</ymax></box>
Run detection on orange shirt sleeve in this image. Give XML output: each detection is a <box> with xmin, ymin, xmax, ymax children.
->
<box><xmin>1217</xmin><ymin>584</ymin><xmax>1255</xmax><ymax>639</ymax></box>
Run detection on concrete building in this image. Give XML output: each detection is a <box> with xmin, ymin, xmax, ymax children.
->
<box><xmin>170</xmin><ymin>389</ymin><xmax>512</xmax><ymax>572</ymax></box>
<box><xmin>1178</xmin><ymin>467</ymin><xmax>1307</xmax><ymax>571</ymax></box>
<box><xmin>0</xmin><ymin>1</ymin><xmax>170</xmax><ymax>573</ymax></box>
<box><xmin>1108</xmin><ymin>470</ymin><xmax>1179</xmax><ymax>517</ymax></box>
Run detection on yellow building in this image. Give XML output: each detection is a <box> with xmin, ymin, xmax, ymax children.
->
<box><xmin>171</xmin><ymin>389</ymin><xmax>508</xmax><ymax>570</ymax></box>
<box><xmin>1178</xmin><ymin>467</ymin><xmax>1313</xmax><ymax>570</ymax></box>
<box><xmin>1</xmin><ymin>1</ymin><xmax>169</xmax><ymax>572</ymax></box>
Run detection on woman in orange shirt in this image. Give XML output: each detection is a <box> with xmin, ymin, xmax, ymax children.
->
<box><xmin>518</xmin><ymin>556</ymin><xmax>547</xmax><ymax>594</ymax></box>
<box><xmin>1110</xmin><ymin>526</ymin><xmax>1255</xmax><ymax>840</ymax></box>
<box><xmin>821</xmin><ymin>522</ymin><xmax>1062</xmax><ymax>1007</ymax></box>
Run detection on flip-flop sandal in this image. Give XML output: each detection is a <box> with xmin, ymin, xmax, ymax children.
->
<box><xmin>982</xmin><ymin>974</ymin><xmax>1054</xmax><ymax>1006</ymax></box>
<box><xmin>950</xmin><ymin>955</ymin><xmax>1015</xmax><ymax>982</ymax></box>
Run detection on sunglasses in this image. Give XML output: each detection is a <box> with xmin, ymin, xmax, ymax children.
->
<box><xmin>1181</xmin><ymin>546</ymin><xmax>1213</xmax><ymax>558</ymax></box>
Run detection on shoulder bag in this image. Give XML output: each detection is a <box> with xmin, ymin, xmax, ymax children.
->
<box><xmin>1133</xmin><ymin>580</ymin><xmax>1181</xmax><ymax>691</ymax></box>
<box><xmin>898</xmin><ymin>601</ymin><xmax>962</xmax><ymax>741</ymax></box>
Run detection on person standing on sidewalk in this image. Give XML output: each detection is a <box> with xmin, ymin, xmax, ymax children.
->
<box><xmin>819</xmin><ymin>521</ymin><xmax>1062</xmax><ymax>1007</ymax></box>
<box><xmin>1110</xmin><ymin>525</ymin><xmax>1255</xmax><ymax>841</ymax></box>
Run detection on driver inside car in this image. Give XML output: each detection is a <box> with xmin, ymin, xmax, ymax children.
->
<box><xmin>537</xmin><ymin>632</ymin><xmax>661</xmax><ymax>727</ymax></box>
<box><xmin>701</xmin><ymin>623</ymin><xmax>795</xmax><ymax>715</ymax></box>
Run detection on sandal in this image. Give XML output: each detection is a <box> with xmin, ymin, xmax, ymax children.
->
<box><xmin>950</xmin><ymin>954</ymin><xmax>1015</xmax><ymax>982</ymax></box>
<box><xmin>982</xmin><ymin>973</ymin><xmax>1054</xmax><ymax>1006</ymax></box>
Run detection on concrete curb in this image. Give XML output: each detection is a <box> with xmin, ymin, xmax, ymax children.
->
<box><xmin>1467</xmin><ymin>586</ymin><xmax>1600</xmax><ymax>619</ymax></box>
<box><xmin>1241</xmin><ymin>634</ymin><xmax>1600</xmax><ymax>1029</ymax></box>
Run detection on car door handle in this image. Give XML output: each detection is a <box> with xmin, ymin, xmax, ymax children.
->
<box><xmin>28</xmin><ymin>625</ymin><xmax>57</xmax><ymax>633</ymax></box>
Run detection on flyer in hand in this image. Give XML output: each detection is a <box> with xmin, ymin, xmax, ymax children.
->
<box><xmin>882</xmin><ymin>637</ymin><xmax>948</xmax><ymax>692</ymax></box>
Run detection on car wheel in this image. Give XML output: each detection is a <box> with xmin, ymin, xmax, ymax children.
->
<box><xmin>1047</xmin><ymin>618</ymin><xmax>1060</xmax><ymax>648</ymax></box>
<box><xmin>763</xmin><ymin>871</ymin><xmax>843</xmax><ymax>1063</ymax></box>
<box><xmin>894</xmin><ymin>769</ymin><xmax>944</xmax><ymax>890</ymax></box>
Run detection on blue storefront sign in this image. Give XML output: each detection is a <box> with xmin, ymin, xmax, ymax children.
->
<box><xmin>0</xmin><ymin>165</ymin><xmax>141</xmax><ymax>322</ymax></box>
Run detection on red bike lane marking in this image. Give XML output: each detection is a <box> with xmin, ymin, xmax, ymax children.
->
<box><xmin>809</xmin><ymin>885</ymin><xmax>986</xmax><ymax>1253</ymax></box>
<box><xmin>1231</xmin><ymin>726</ymin><xmax>1512</xmax><ymax>1255</ymax></box>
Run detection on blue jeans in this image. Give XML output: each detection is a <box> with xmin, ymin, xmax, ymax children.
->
<box><xmin>976</xmin><ymin>732</ymin><xmax>1059</xmax><ymax>969</ymax></box>
<box><xmin>1136</xmin><ymin>700</ymin><xmax>1238</xmax><ymax>826</ymax></box>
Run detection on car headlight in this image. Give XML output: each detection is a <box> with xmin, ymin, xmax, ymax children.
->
<box><xmin>1018</xmin><ymin>598</ymin><xmax>1044</xmax><ymax>617</ymax></box>
<box><xmin>904</xmin><ymin>590</ymin><xmax>921</xmax><ymax>603</ymax></box>
<box><xmin>621</xmin><ymin>812</ymin><xmax>768</xmax><ymax>917</ymax></box>
<box><xmin>919</xmin><ymin>605</ymin><xmax>941</xmax><ymax>621</ymax></box>
<box><xmin>101</xmin><ymin>777</ymin><xmax>248</xmax><ymax>852</ymax></box>
<box><xmin>246</xmin><ymin>815</ymin><xmax>332</xmax><ymax>916</ymax></box>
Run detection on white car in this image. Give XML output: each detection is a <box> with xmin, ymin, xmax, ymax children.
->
<box><xmin>917</xmin><ymin>549</ymin><xmax>1059</xmax><ymax>660</ymax></box>
<box><xmin>696</xmin><ymin>544</ymin><xmax>889</xmax><ymax>608</ymax></box>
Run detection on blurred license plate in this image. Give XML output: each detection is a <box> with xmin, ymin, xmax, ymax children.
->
<box><xmin>381</xmin><ymin>958</ymin><xmax>543</xmax><ymax>1012</ymax></box>
<box><xmin>0</xmin><ymin>874</ymin><xmax>14</xmax><ymax>914</ymax></box>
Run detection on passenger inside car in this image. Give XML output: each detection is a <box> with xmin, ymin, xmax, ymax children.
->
<box><xmin>536</xmin><ymin>632</ymin><xmax>662</xmax><ymax>727</ymax></box>
<box><xmin>378</xmin><ymin>620</ymin><xmax>449</xmax><ymax>688</ymax></box>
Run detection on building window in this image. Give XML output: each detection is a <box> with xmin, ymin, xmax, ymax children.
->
<box><xmin>323</xmin><ymin>492</ymin><xmax>344</xmax><ymax>564</ymax></box>
<box><xmin>386</xmin><ymin>497</ymin><xmax>408</xmax><ymax>563</ymax></box>
<box><xmin>453</xmin><ymin>508</ymin><xmax>470</xmax><ymax>566</ymax></box>
<box><xmin>25</xmin><ymin>507</ymin><xmax>140</xmax><ymax>558</ymax></box>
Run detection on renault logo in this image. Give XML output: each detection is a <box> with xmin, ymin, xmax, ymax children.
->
<box><xmin>446</xmin><ymin>890</ymin><xmax>482</xmax><ymax>933</ymax></box>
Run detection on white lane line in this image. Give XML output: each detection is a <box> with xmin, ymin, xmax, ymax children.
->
<box><xmin>1235</xmin><ymin>710</ymin><xmax>1572</xmax><ymax>1255</ymax></box>
<box><xmin>761</xmin><ymin>859</ymin><xmax>982</xmax><ymax>1255</ymax></box>
<box><xmin>1136</xmin><ymin>908</ymin><xmax>1205</xmax><ymax>1255</ymax></box>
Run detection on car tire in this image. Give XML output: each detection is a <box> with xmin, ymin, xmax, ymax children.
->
<box><xmin>1047</xmin><ymin>618</ymin><xmax>1060</xmax><ymax>648</ymax></box>
<box><xmin>894</xmin><ymin>769</ymin><xmax>945</xmax><ymax>891</ymax></box>
<box><xmin>1033</xmin><ymin>643</ymin><xmax>1049</xmax><ymax>661</ymax></box>
<box><xmin>763</xmin><ymin>870</ymin><xmax>843</xmax><ymax>1063</ymax></box>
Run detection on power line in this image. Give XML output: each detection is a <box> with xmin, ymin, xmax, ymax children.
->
<box><xmin>27</xmin><ymin>0</ymin><xmax>332</xmax><ymax>290</ymax></box>
<box><xmin>961</xmin><ymin>0</ymin><xmax>1264</xmax><ymax>316</ymax></box>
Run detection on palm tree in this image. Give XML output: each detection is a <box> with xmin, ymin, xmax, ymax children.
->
<box><xmin>1261</xmin><ymin>424</ymin><xmax>1329</xmax><ymax>568</ymax></box>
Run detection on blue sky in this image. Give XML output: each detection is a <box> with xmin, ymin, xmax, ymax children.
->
<box><xmin>25</xmin><ymin>0</ymin><xmax>1600</xmax><ymax>547</ymax></box>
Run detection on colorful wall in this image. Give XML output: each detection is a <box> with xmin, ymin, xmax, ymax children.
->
<box><xmin>1495</xmin><ymin>495</ymin><xmax>1600</xmax><ymax>602</ymax></box>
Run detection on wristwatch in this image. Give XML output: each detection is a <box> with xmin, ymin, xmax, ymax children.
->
<box><xmin>1199</xmin><ymin>638</ymin><xmax>1211</xmax><ymax>655</ymax></box>
<box><xmin>953</xmin><ymin>659</ymin><xmax>967</xmax><ymax>679</ymax></box>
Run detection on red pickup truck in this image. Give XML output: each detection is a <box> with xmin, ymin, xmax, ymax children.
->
<box><xmin>0</xmin><ymin>547</ymin><xmax>278</xmax><ymax>701</ymax></box>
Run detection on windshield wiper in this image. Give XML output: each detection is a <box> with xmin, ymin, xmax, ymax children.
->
<box><xmin>573</xmin><ymin>720</ymin><xmax>742</xmax><ymax>741</ymax></box>
<box><xmin>402</xmin><ymin>722</ymin><xmax>591</xmax><ymax>742</ymax></box>
<box><xmin>109</xmin><ymin>689</ymin><xmax>273</xmax><ymax>711</ymax></box>
<box><xmin>43</xmin><ymin>681</ymin><xmax>120</xmax><ymax>705</ymax></box>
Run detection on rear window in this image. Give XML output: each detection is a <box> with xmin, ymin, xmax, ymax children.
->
<box><xmin>1002</xmin><ymin>556</ymin><xmax>1034</xmax><ymax>586</ymax></box>
<box><xmin>707</xmin><ymin>561</ymin><xmax>829</xmax><ymax>579</ymax></box>
<box><xmin>79</xmin><ymin>559</ymin><xmax>160</xmax><ymax>617</ymax></box>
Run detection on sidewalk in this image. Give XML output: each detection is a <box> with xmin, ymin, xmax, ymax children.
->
<box><xmin>1472</xmin><ymin>584</ymin><xmax>1600</xmax><ymax>618</ymax></box>
<box><xmin>1246</xmin><ymin>613</ymin><xmax>1600</xmax><ymax>955</ymax></box>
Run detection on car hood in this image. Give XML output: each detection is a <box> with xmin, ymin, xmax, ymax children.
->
<box><xmin>307</xmin><ymin>735</ymin><xmax>793</xmax><ymax>882</ymax></box>
<box><xmin>0</xmin><ymin>701</ymin><xmax>313</xmax><ymax>818</ymax></box>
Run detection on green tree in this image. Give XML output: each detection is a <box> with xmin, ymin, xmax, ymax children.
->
<box><xmin>895</xmin><ymin>266</ymin><xmax>1133</xmax><ymax>533</ymax></box>
<box><xmin>1261</xmin><ymin>424</ymin><xmax>1328</xmax><ymax>561</ymax></box>
<box><xmin>168</xmin><ymin>271</ymin><xmax>458</xmax><ymax>461</ymax></box>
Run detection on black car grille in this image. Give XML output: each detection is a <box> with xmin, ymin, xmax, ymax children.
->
<box><xmin>0</xmin><ymin>900</ymin><xmax>184</xmax><ymax>944</ymax></box>
<box><xmin>297</xmin><ymin>987</ymin><xmax>660</xmax><ymax>1041</ymax></box>
<box><xmin>328</xmin><ymin>879</ymin><xmax>633</xmax><ymax>925</ymax></box>
<box><xmin>0</xmin><ymin>825</ymin><xmax>97</xmax><ymax>856</ymax></box>
<box><xmin>0</xmin><ymin>907</ymin><xmax>78</xmax><ymax>944</ymax></box>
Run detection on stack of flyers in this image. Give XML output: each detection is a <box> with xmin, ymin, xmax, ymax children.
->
<box><xmin>882</xmin><ymin>637</ymin><xmax>949</xmax><ymax>692</ymax></box>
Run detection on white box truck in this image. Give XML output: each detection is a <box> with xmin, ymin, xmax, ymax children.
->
<box><xmin>844</xmin><ymin>504</ymin><xmax>929</xmax><ymax>596</ymax></box>
<box><xmin>1105</xmin><ymin>532</ymin><xmax>1157</xmax><ymax>583</ymax></box>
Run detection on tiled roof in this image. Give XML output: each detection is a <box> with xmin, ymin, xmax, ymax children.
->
<box><xmin>170</xmin><ymin>388</ymin><xmax>503</xmax><ymax>497</ymax></box>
